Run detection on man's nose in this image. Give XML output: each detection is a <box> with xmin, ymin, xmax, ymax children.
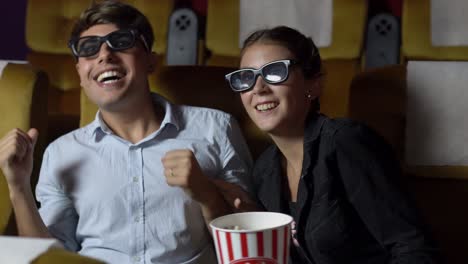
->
<box><xmin>97</xmin><ymin>42</ymin><xmax>115</xmax><ymax>63</ymax></box>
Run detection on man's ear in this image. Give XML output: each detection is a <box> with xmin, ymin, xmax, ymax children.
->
<box><xmin>147</xmin><ymin>52</ymin><xmax>157</xmax><ymax>73</ymax></box>
<box><xmin>75</xmin><ymin>63</ymin><xmax>85</xmax><ymax>88</ymax></box>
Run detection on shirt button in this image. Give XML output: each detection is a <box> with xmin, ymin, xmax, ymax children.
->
<box><xmin>134</xmin><ymin>216</ymin><xmax>140</xmax><ymax>223</ymax></box>
<box><xmin>132</xmin><ymin>176</ymin><xmax>139</xmax><ymax>182</ymax></box>
<box><xmin>133</xmin><ymin>256</ymin><xmax>141</xmax><ymax>262</ymax></box>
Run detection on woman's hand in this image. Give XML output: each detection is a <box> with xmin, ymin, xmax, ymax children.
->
<box><xmin>212</xmin><ymin>179</ymin><xmax>259</xmax><ymax>213</ymax></box>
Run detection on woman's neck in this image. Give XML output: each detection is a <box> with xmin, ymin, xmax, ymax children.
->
<box><xmin>272</xmin><ymin>133</ymin><xmax>304</xmax><ymax>202</ymax></box>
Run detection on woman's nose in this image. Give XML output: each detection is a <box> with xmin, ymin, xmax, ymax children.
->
<box><xmin>251</xmin><ymin>75</ymin><xmax>269</xmax><ymax>94</ymax></box>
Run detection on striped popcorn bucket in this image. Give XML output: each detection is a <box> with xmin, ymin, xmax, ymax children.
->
<box><xmin>210</xmin><ymin>212</ymin><xmax>293</xmax><ymax>264</ymax></box>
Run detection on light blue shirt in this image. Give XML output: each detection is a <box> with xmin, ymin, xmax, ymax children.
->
<box><xmin>36</xmin><ymin>93</ymin><xmax>253</xmax><ymax>264</ymax></box>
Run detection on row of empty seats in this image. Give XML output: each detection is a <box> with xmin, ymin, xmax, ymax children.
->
<box><xmin>349</xmin><ymin>1</ymin><xmax>468</xmax><ymax>263</ymax></box>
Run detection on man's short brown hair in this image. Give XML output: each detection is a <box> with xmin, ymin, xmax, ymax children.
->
<box><xmin>70</xmin><ymin>0</ymin><xmax>154</xmax><ymax>51</ymax></box>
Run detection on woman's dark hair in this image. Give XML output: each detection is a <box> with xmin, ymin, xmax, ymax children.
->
<box><xmin>241</xmin><ymin>26</ymin><xmax>323</xmax><ymax>111</ymax></box>
<box><xmin>70</xmin><ymin>0</ymin><xmax>154</xmax><ymax>51</ymax></box>
<box><xmin>241</xmin><ymin>26</ymin><xmax>322</xmax><ymax>79</ymax></box>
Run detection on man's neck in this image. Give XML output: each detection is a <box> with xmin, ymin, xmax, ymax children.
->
<box><xmin>100</xmin><ymin>96</ymin><xmax>163</xmax><ymax>144</ymax></box>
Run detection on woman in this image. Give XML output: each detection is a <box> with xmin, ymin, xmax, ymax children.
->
<box><xmin>223</xmin><ymin>26</ymin><xmax>438</xmax><ymax>263</ymax></box>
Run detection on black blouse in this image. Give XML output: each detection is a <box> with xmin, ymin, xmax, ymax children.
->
<box><xmin>252</xmin><ymin>113</ymin><xmax>439</xmax><ymax>264</ymax></box>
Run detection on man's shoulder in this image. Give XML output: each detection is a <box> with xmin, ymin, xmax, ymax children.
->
<box><xmin>46</xmin><ymin>124</ymin><xmax>94</xmax><ymax>150</ymax></box>
<box><xmin>177</xmin><ymin>104</ymin><xmax>233</xmax><ymax>124</ymax></box>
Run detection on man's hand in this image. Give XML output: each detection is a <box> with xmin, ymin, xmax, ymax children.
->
<box><xmin>0</xmin><ymin>128</ymin><xmax>38</xmax><ymax>193</ymax></box>
<box><xmin>0</xmin><ymin>128</ymin><xmax>51</xmax><ymax>238</ymax></box>
<box><xmin>161</xmin><ymin>149</ymin><xmax>213</xmax><ymax>203</ymax></box>
<box><xmin>162</xmin><ymin>149</ymin><xmax>232</xmax><ymax>227</ymax></box>
<box><xmin>212</xmin><ymin>179</ymin><xmax>259</xmax><ymax>212</ymax></box>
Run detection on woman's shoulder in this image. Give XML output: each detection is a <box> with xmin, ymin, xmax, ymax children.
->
<box><xmin>321</xmin><ymin>116</ymin><xmax>364</xmax><ymax>133</ymax></box>
<box><xmin>319</xmin><ymin>116</ymin><xmax>379</xmax><ymax>142</ymax></box>
<box><xmin>302</xmin><ymin>113</ymin><xmax>369</xmax><ymax>141</ymax></box>
<box><xmin>319</xmin><ymin>116</ymin><xmax>394</xmax><ymax>158</ymax></box>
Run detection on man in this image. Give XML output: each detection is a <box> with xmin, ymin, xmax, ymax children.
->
<box><xmin>0</xmin><ymin>1</ymin><xmax>252</xmax><ymax>263</ymax></box>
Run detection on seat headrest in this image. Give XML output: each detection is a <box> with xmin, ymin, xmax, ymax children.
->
<box><xmin>239</xmin><ymin>0</ymin><xmax>332</xmax><ymax>48</ymax></box>
<box><xmin>403</xmin><ymin>0</ymin><xmax>468</xmax><ymax>60</ymax></box>
<box><xmin>0</xmin><ymin>60</ymin><xmax>28</xmax><ymax>79</ymax></box>
<box><xmin>26</xmin><ymin>0</ymin><xmax>173</xmax><ymax>55</ymax></box>
<box><xmin>431</xmin><ymin>0</ymin><xmax>468</xmax><ymax>47</ymax></box>
<box><xmin>406</xmin><ymin>61</ymin><xmax>468</xmax><ymax>166</ymax></box>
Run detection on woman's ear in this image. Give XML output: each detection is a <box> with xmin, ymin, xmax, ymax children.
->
<box><xmin>306</xmin><ymin>77</ymin><xmax>322</xmax><ymax>100</ymax></box>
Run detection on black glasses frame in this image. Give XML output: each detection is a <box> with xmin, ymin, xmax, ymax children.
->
<box><xmin>225</xmin><ymin>59</ymin><xmax>297</xmax><ymax>92</ymax></box>
<box><xmin>68</xmin><ymin>28</ymin><xmax>150</xmax><ymax>58</ymax></box>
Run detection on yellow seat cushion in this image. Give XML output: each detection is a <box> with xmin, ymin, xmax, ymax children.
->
<box><xmin>319</xmin><ymin>0</ymin><xmax>367</xmax><ymax>60</ymax></box>
<box><xmin>320</xmin><ymin>59</ymin><xmax>361</xmax><ymax>118</ymax></box>
<box><xmin>26</xmin><ymin>0</ymin><xmax>173</xmax><ymax>55</ymax></box>
<box><xmin>205</xmin><ymin>0</ymin><xmax>240</xmax><ymax>59</ymax></box>
<box><xmin>0</xmin><ymin>63</ymin><xmax>48</xmax><ymax>234</ymax></box>
<box><xmin>32</xmin><ymin>247</ymin><xmax>104</xmax><ymax>264</ymax></box>
<box><xmin>28</xmin><ymin>52</ymin><xmax>81</xmax><ymax>142</ymax></box>
<box><xmin>402</xmin><ymin>0</ymin><xmax>468</xmax><ymax>60</ymax></box>
<box><xmin>27</xmin><ymin>52</ymin><xmax>78</xmax><ymax>92</ymax></box>
<box><xmin>205</xmin><ymin>0</ymin><xmax>367</xmax><ymax>66</ymax></box>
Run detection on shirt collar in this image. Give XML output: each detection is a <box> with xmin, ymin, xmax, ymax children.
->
<box><xmin>303</xmin><ymin>112</ymin><xmax>327</xmax><ymax>144</ymax></box>
<box><xmin>86</xmin><ymin>92</ymin><xmax>181</xmax><ymax>138</ymax></box>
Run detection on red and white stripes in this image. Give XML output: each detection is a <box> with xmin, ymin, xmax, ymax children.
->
<box><xmin>214</xmin><ymin>225</ymin><xmax>290</xmax><ymax>264</ymax></box>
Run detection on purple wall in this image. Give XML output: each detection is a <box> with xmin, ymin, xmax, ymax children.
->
<box><xmin>0</xmin><ymin>0</ymin><xmax>29</xmax><ymax>60</ymax></box>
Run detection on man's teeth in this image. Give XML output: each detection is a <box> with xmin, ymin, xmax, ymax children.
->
<box><xmin>97</xmin><ymin>71</ymin><xmax>123</xmax><ymax>83</ymax></box>
<box><xmin>102</xmin><ymin>79</ymin><xmax>119</xmax><ymax>84</ymax></box>
<box><xmin>256</xmin><ymin>103</ymin><xmax>278</xmax><ymax>111</ymax></box>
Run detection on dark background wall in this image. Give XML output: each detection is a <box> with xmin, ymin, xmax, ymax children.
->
<box><xmin>0</xmin><ymin>0</ymin><xmax>31</xmax><ymax>60</ymax></box>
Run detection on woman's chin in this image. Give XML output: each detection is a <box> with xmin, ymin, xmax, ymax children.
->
<box><xmin>255</xmin><ymin>122</ymin><xmax>278</xmax><ymax>134</ymax></box>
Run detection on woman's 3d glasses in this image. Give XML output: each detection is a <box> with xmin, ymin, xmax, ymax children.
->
<box><xmin>68</xmin><ymin>28</ymin><xmax>150</xmax><ymax>58</ymax></box>
<box><xmin>225</xmin><ymin>59</ymin><xmax>297</xmax><ymax>92</ymax></box>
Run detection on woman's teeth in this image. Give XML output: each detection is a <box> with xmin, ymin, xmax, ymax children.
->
<box><xmin>256</xmin><ymin>102</ymin><xmax>278</xmax><ymax>111</ymax></box>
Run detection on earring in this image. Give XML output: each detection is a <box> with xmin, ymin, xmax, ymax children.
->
<box><xmin>306</xmin><ymin>90</ymin><xmax>313</xmax><ymax>99</ymax></box>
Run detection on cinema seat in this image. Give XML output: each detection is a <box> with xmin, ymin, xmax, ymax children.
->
<box><xmin>0</xmin><ymin>62</ymin><xmax>48</xmax><ymax>234</ymax></box>
<box><xmin>347</xmin><ymin>1</ymin><xmax>468</xmax><ymax>262</ymax></box>
<box><xmin>348</xmin><ymin>65</ymin><xmax>406</xmax><ymax>160</ymax></box>
<box><xmin>400</xmin><ymin>0</ymin><xmax>468</xmax><ymax>177</ymax></box>
<box><xmin>32</xmin><ymin>247</ymin><xmax>104</xmax><ymax>264</ymax></box>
